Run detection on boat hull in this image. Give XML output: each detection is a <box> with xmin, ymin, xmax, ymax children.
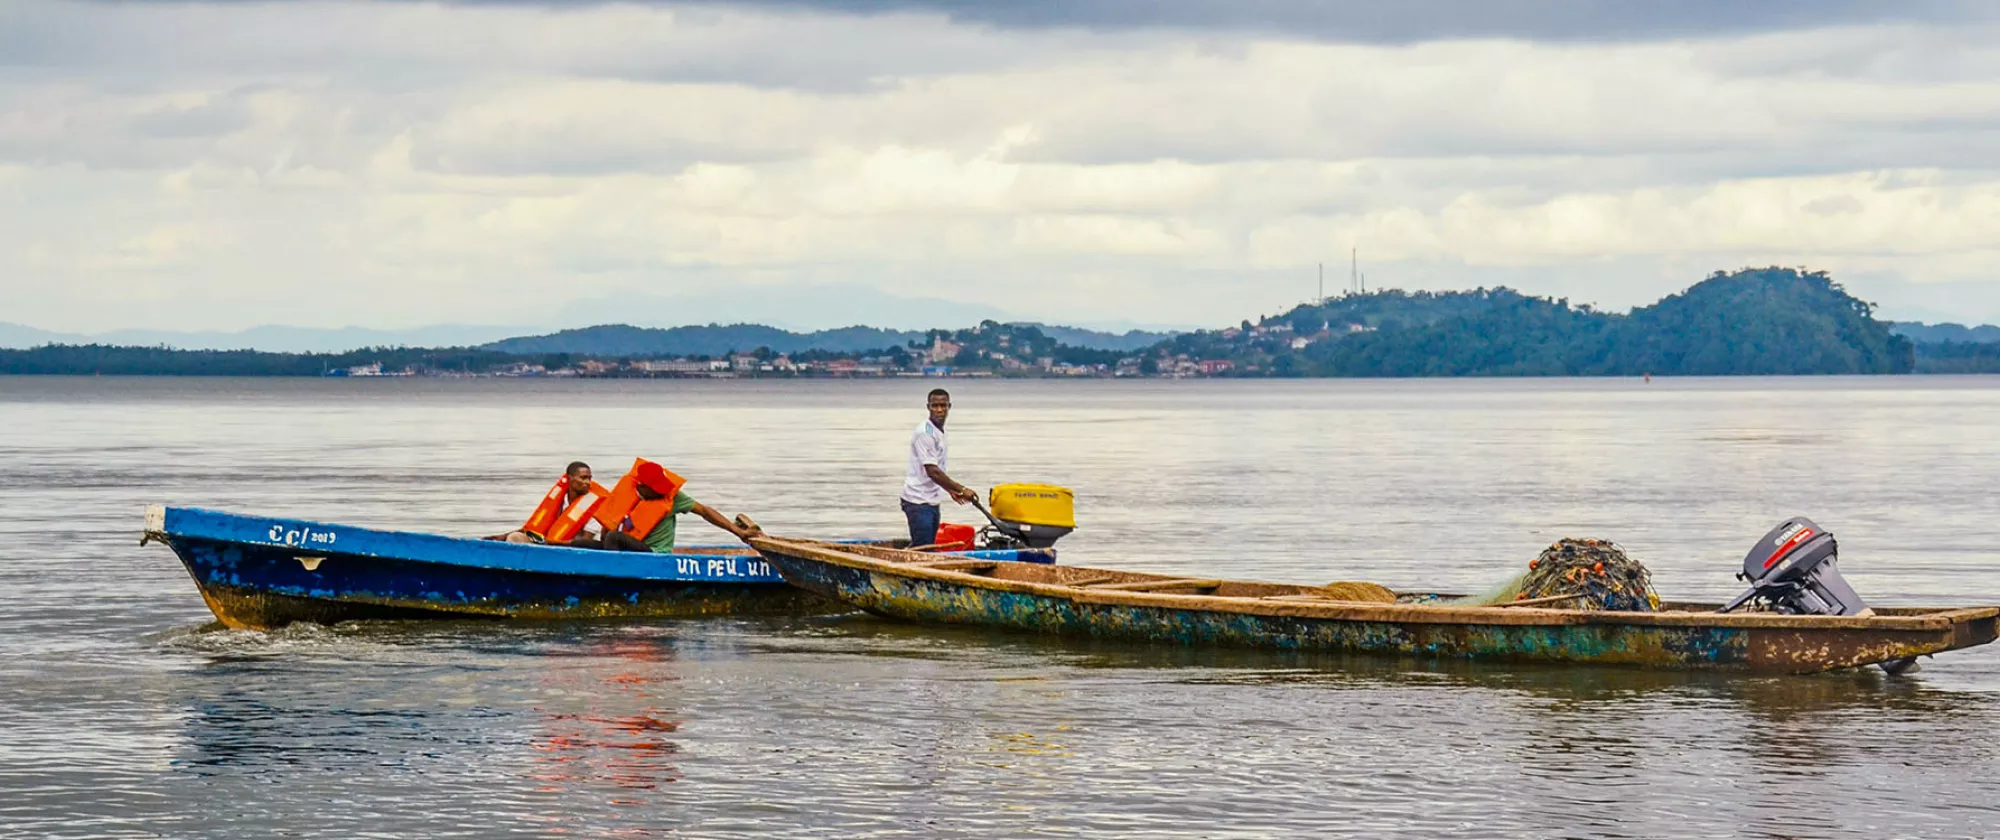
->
<box><xmin>148</xmin><ymin>506</ymin><xmax>1056</xmax><ymax>630</ymax></box>
<box><xmin>755</xmin><ymin>540</ymin><xmax>2000</xmax><ymax>674</ymax></box>
<box><xmin>162</xmin><ymin>532</ymin><xmax>824</xmax><ymax>629</ymax></box>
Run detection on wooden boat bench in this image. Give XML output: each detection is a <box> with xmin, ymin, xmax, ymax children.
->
<box><xmin>1079</xmin><ymin>578</ymin><xmax>1222</xmax><ymax>593</ymax></box>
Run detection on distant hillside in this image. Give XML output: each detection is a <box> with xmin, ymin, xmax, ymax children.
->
<box><xmin>0</xmin><ymin>321</ymin><xmax>75</xmax><ymax>349</ymax></box>
<box><xmin>10</xmin><ymin>268</ymin><xmax>1983</xmax><ymax>376</ymax></box>
<box><xmin>0</xmin><ymin>321</ymin><xmax>526</xmax><ymax>352</ymax></box>
<box><xmin>1889</xmin><ymin>321</ymin><xmax>2000</xmax><ymax>345</ymax></box>
<box><xmin>1612</xmin><ymin>268</ymin><xmax>1910</xmax><ymax>375</ymax></box>
<box><xmin>1914</xmin><ymin>341</ymin><xmax>2000</xmax><ymax>373</ymax></box>
<box><xmin>483</xmin><ymin>322</ymin><xmax>1172</xmax><ymax>357</ymax></box>
<box><xmin>1165</xmin><ymin>267</ymin><xmax>1916</xmax><ymax>376</ymax></box>
<box><xmin>0</xmin><ymin>344</ymin><xmax>537</xmax><ymax>376</ymax></box>
<box><xmin>483</xmin><ymin>324</ymin><xmax>924</xmax><ymax>357</ymax></box>
<box><xmin>1022</xmin><ymin>324</ymin><xmax>1175</xmax><ymax>351</ymax></box>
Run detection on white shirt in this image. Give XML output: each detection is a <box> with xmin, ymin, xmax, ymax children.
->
<box><xmin>901</xmin><ymin>418</ymin><xmax>950</xmax><ymax>505</ymax></box>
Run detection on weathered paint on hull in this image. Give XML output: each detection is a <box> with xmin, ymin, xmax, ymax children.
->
<box><xmin>167</xmin><ymin>535</ymin><xmax>828</xmax><ymax>630</ymax></box>
<box><xmin>762</xmin><ymin>550</ymin><xmax>1994</xmax><ymax>673</ymax></box>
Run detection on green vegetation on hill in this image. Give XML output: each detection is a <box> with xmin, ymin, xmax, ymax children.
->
<box><xmin>483</xmin><ymin>324</ymin><xmax>923</xmax><ymax>357</ymax></box>
<box><xmin>924</xmin><ymin>322</ymin><xmax>1126</xmax><ymax>371</ymax></box>
<box><xmin>2</xmin><ymin>267</ymin><xmax>1988</xmax><ymax>376</ymax></box>
<box><xmin>1889</xmin><ymin>321</ymin><xmax>2000</xmax><ymax>344</ymax></box>
<box><xmin>1614</xmin><ymin>269</ymin><xmax>1910</xmax><ymax>375</ymax></box>
<box><xmin>1305</xmin><ymin>290</ymin><xmax>1617</xmax><ymax>377</ymax></box>
<box><xmin>482</xmin><ymin>322</ymin><xmax>1173</xmax><ymax>357</ymax></box>
<box><xmin>1169</xmin><ymin>268</ymin><xmax>1916</xmax><ymax>376</ymax></box>
<box><xmin>0</xmin><ymin>345</ymin><xmax>564</xmax><ymax>376</ymax></box>
<box><xmin>1913</xmin><ymin>341</ymin><xmax>2000</xmax><ymax>374</ymax></box>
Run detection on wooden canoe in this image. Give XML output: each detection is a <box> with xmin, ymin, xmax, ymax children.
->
<box><xmin>146</xmin><ymin>505</ymin><xmax>1054</xmax><ymax>630</ymax></box>
<box><xmin>750</xmin><ymin>537</ymin><xmax>2000</xmax><ymax>674</ymax></box>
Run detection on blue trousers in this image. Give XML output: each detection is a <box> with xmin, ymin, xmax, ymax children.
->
<box><xmin>901</xmin><ymin>499</ymin><xmax>940</xmax><ymax>547</ymax></box>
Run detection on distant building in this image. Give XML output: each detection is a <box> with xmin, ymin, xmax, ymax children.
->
<box><xmin>1290</xmin><ymin>337</ymin><xmax>1310</xmax><ymax>350</ymax></box>
<box><xmin>927</xmin><ymin>337</ymin><xmax>962</xmax><ymax>364</ymax></box>
<box><xmin>636</xmin><ymin>359</ymin><xmax>711</xmax><ymax>374</ymax></box>
<box><xmin>1197</xmin><ymin>359</ymin><xmax>1234</xmax><ymax>375</ymax></box>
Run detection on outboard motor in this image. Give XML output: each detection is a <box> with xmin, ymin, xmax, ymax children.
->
<box><xmin>1720</xmin><ymin>517</ymin><xmax>1917</xmax><ymax>674</ymax></box>
<box><xmin>970</xmin><ymin>483</ymin><xmax>1075</xmax><ymax>549</ymax></box>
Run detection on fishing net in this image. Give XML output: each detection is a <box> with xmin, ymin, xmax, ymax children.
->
<box><xmin>1319</xmin><ymin>581</ymin><xmax>1397</xmax><ymax>603</ymax></box>
<box><xmin>1460</xmin><ymin>538</ymin><xmax>1661</xmax><ymax>611</ymax></box>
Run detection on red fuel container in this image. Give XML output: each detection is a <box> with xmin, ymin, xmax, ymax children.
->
<box><xmin>934</xmin><ymin>523</ymin><xmax>976</xmax><ymax>550</ymax></box>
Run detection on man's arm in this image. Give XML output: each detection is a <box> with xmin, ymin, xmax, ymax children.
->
<box><xmin>924</xmin><ymin>464</ymin><xmax>977</xmax><ymax>503</ymax></box>
<box><xmin>691</xmin><ymin>502</ymin><xmax>761</xmax><ymax>542</ymax></box>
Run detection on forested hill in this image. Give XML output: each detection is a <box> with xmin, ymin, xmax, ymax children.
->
<box><xmin>483</xmin><ymin>322</ymin><xmax>1174</xmax><ymax>357</ymax></box>
<box><xmin>4</xmin><ymin>267</ymin><xmax>1983</xmax><ymax>376</ymax></box>
<box><xmin>1888</xmin><ymin>321</ymin><xmax>2000</xmax><ymax>344</ymax></box>
<box><xmin>482</xmin><ymin>324</ymin><xmax>924</xmax><ymax>357</ymax></box>
<box><xmin>1176</xmin><ymin>267</ymin><xmax>1918</xmax><ymax>376</ymax></box>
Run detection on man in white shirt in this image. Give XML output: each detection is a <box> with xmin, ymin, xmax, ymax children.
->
<box><xmin>900</xmin><ymin>388</ymin><xmax>976</xmax><ymax>546</ymax></box>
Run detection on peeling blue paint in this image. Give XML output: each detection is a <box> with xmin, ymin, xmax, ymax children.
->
<box><xmin>760</xmin><ymin>549</ymin><xmax>1812</xmax><ymax>671</ymax></box>
<box><xmin>149</xmin><ymin>506</ymin><xmax>1052</xmax><ymax>629</ymax></box>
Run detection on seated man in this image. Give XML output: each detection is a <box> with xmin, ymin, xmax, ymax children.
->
<box><xmin>493</xmin><ymin>461</ymin><xmax>606</xmax><ymax>546</ymax></box>
<box><xmin>600</xmin><ymin>461</ymin><xmax>760</xmax><ymax>552</ymax></box>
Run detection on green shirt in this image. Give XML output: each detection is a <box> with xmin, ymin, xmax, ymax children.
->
<box><xmin>640</xmin><ymin>491</ymin><xmax>699</xmax><ymax>553</ymax></box>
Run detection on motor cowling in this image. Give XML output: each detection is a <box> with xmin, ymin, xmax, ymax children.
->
<box><xmin>1721</xmin><ymin>517</ymin><xmax>1915</xmax><ymax>674</ymax></box>
<box><xmin>975</xmin><ymin>484</ymin><xmax>1075</xmax><ymax>549</ymax></box>
<box><xmin>1726</xmin><ymin>517</ymin><xmax>1868</xmax><ymax>617</ymax></box>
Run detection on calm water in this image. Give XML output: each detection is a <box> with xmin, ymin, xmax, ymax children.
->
<box><xmin>3</xmin><ymin>375</ymin><xmax>1999</xmax><ymax>838</ymax></box>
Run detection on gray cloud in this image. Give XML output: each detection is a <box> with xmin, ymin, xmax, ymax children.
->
<box><xmin>212</xmin><ymin>0</ymin><xmax>2000</xmax><ymax>43</ymax></box>
<box><xmin>5</xmin><ymin>0</ymin><xmax>2000</xmax><ymax>332</ymax></box>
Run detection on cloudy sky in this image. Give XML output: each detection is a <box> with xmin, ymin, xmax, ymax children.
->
<box><xmin>5</xmin><ymin>0</ymin><xmax>2000</xmax><ymax>333</ymax></box>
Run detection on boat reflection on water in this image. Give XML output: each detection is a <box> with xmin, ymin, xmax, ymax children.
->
<box><xmin>785</xmin><ymin>613</ymin><xmax>2000</xmax><ymax>731</ymax></box>
<box><xmin>527</xmin><ymin>635</ymin><xmax>686</xmax><ymax>802</ymax></box>
<box><xmin>164</xmin><ymin>622</ymin><xmax>694</xmax><ymax>833</ymax></box>
<box><xmin>157</xmin><ymin>613</ymin><xmax>2000</xmax><ymax>836</ymax></box>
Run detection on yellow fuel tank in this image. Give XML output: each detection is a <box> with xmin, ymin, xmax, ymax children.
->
<box><xmin>988</xmin><ymin>483</ymin><xmax>1075</xmax><ymax>529</ymax></box>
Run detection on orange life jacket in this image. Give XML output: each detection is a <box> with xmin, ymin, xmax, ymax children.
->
<box><xmin>521</xmin><ymin>478</ymin><xmax>611</xmax><ymax>542</ymax></box>
<box><xmin>594</xmin><ymin>458</ymin><xmax>688</xmax><ymax>539</ymax></box>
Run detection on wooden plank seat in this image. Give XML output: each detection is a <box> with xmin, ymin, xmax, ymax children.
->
<box><xmin>1080</xmin><ymin>580</ymin><xmax>1216</xmax><ymax>592</ymax></box>
<box><xmin>914</xmin><ymin>559</ymin><xmax>1000</xmax><ymax>572</ymax></box>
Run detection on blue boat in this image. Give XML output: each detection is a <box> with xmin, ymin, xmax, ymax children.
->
<box><xmin>145</xmin><ymin>506</ymin><xmax>1054</xmax><ymax>630</ymax></box>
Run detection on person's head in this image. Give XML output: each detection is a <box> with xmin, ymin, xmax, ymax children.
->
<box><xmin>635</xmin><ymin>461</ymin><xmax>673</xmax><ymax>501</ymax></box>
<box><xmin>927</xmin><ymin>388</ymin><xmax>951</xmax><ymax>427</ymax></box>
<box><xmin>564</xmin><ymin>461</ymin><xmax>592</xmax><ymax>496</ymax></box>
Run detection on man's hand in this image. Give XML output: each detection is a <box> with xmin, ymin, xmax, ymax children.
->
<box><xmin>951</xmin><ymin>486</ymin><xmax>978</xmax><ymax>504</ymax></box>
<box><xmin>695</xmin><ymin>502</ymin><xmax>760</xmax><ymax>543</ymax></box>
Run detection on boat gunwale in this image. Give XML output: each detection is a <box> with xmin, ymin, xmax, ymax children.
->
<box><xmin>148</xmin><ymin>505</ymin><xmax>1032</xmax><ymax>584</ymax></box>
<box><xmin>751</xmin><ymin>537</ymin><xmax>2000</xmax><ymax>633</ymax></box>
